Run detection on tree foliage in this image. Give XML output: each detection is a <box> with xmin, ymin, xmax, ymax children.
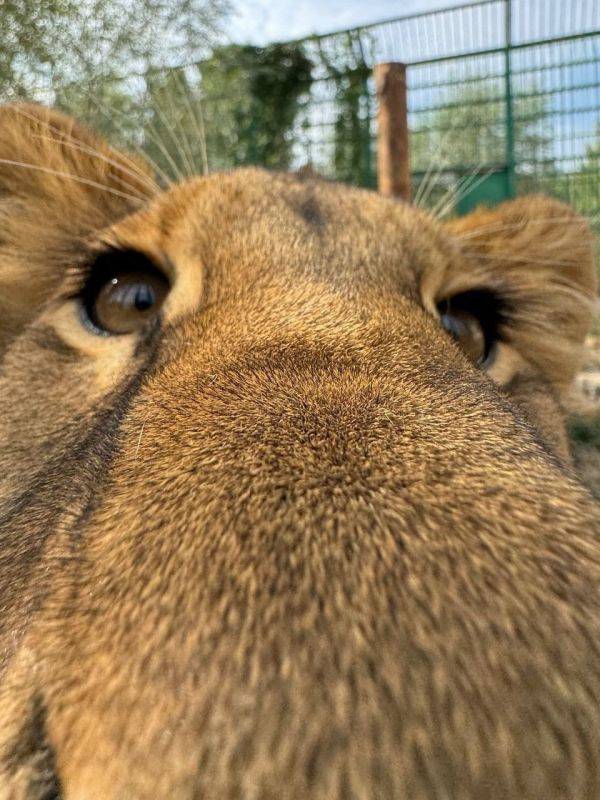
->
<box><xmin>0</xmin><ymin>0</ymin><xmax>230</xmax><ymax>102</ymax></box>
<box><xmin>200</xmin><ymin>43</ymin><xmax>314</xmax><ymax>170</ymax></box>
<box><xmin>409</xmin><ymin>81</ymin><xmax>554</xmax><ymax>215</ymax></box>
<box><xmin>331</xmin><ymin>66</ymin><xmax>373</xmax><ymax>186</ymax></box>
<box><xmin>410</xmin><ymin>83</ymin><xmax>551</xmax><ymax>174</ymax></box>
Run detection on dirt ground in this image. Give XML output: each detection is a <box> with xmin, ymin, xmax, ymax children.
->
<box><xmin>569</xmin><ymin>334</ymin><xmax>600</xmax><ymax>499</ymax></box>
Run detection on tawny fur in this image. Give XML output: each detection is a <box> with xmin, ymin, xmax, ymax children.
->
<box><xmin>0</xmin><ymin>104</ymin><xmax>599</xmax><ymax>800</ymax></box>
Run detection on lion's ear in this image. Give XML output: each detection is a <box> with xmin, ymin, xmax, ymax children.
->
<box><xmin>439</xmin><ymin>195</ymin><xmax>598</xmax><ymax>394</ymax></box>
<box><xmin>0</xmin><ymin>103</ymin><xmax>156</xmax><ymax>348</ymax></box>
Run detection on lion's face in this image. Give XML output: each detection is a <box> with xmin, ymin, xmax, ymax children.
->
<box><xmin>0</xmin><ymin>105</ymin><xmax>599</xmax><ymax>800</ymax></box>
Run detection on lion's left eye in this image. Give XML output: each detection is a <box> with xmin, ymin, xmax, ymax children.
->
<box><xmin>80</xmin><ymin>249</ymin><xmax>170</xmax><ymax>335</ymax></box>
<box><xmin>440</xmin><ymin>308</ymin><xmax>487</xmax><ymax>366</ymax></box>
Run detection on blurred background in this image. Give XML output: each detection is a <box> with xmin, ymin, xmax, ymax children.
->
<box><xmin>1</xmin><ymin>0</ymin><xmax>599</xmax><ymax>481</ymax></box>
<box><xmin>2</xmin><ymin>0</ymin><xmax>598</xmax><ymax>224</ymax></box>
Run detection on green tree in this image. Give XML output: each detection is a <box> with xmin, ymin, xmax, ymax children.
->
<box><xmin>199</xmin><ymin>43</ymin><xmax>313</xmax><ymax>171</ymax></box>
<box><xmin>0</xmin><ymin>0</ymin><xmax>230</xmax><ymax>187</ymax></box>
<box><xmin>411</xmin><ymin>84</ymin><xmax>551</xmax><ymax>172</ymax></box>
<box><xmin>331</xmin><ymin>65</ymin><xmax>373</xmax><ymax>187</ymax></box>
<box><xmin>554</xmin><ymin>124</ymin><xmax>600</xmax><ymax>231</ymax></box>
<box><xmin>0</xmin><ymin>0</ymin><xmax>230</xmax><ymax>104</ymax></box>
<box><xmin>0</xmin><ymin>0</ymin><xmax>74</xmax><ymax>99</ymax></box>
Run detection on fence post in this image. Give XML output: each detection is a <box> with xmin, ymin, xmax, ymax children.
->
<box><xmin>374</xmin><ymin>62</ymin><xmax>410</xmax><ymax>200</ymax></box>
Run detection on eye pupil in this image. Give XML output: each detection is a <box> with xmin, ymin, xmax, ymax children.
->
<box><xmin>133</xmin><ymin>284</ymin><xmax>155</xmax><ymax>311</ymax></box>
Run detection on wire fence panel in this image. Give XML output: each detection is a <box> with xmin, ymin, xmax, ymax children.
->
<box><xmin>6</xmin><ymin>0</ymin><xmax>599</xmax><ymax>231</ymax></box>
<box><xmin>205</xmin><ymin>0</ymin><xmax>600</xmax><ymax>231</ymax></box>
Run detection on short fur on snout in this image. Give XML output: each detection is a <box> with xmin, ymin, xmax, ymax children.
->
<box><xmin>0</xmin><ymin>103</ymin><xmax>599</xmax><ymax>800</ymax></box>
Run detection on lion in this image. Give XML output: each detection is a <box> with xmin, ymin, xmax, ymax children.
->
<box><xmin>0</xmin><ymin>103</ymin><xmax>599</xmax><ymax>800</ymax></box>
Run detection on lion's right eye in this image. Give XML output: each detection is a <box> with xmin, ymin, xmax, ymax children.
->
<box><xmin>440</xmin><ymin>308</ymin><xmax>486</xmax><ymax>366</ymax></box>
<box><xmin>437</xmin><ymin>289</ymin><xmax>505</xmax><ymax>369</ymax></box>
<box><xmin>81</xmin><ymin>249</ymin><xmax>170</xmax><ymax>335</ymax></box>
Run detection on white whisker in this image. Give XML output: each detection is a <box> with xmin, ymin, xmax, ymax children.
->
<box><xmin>139</xmin><ymin>113</ymin><xmax>186</xmax><ymax>184</ymax></box>
<box><xmin>197</xmin><ymin>96</ymin><xmax>210</xmax><ymax>176</ymax></box>
<box><xmin>413</xmin><ymin>156</ymin><xmax>441</xmax><ymax>210</ymax></box>
<box><xmin>433</xmin><ymin>164</ymin><xmax>500</xmax><ymax>220</ymax></box>
<box><xmin>11</xmin><ymin>105</ymin><xmax>160</xmax><ymax>198</ymax></box>
<box><xmin>414</xmin><ymin>145</ymin><xmax>455</xmax><ymax>211</ymax></box>
<box><xmin>428</xmin><ymin>167</ymin><xmax>476</xmax><ymax>220</ymax></box>
<box><xmin>0</xmin><ymin>158</ymin><xmax>144</xmax><ymax>203</ymax></box>
<box><xmin>84</xmin><ymin>93</ymin><xmax>175</xmax><ymax>188</ymax></box>
<box><xmin>425</xmin><ymin>156</ymin><xmax>489</xmax><ymax>219</ymax></box>
<box><xmin>162</xmin><ymin>74</ymin><xmax>197</xmax><ymax>177</ymax></box>
<box><xmin>414</xmin><ymin>121</ymin><xmax>488</xmax><ymax>211</ymax></box>
<box><xmin>174</xmin><ymin>68</ymin><xmax>210</xmax><ymax>176</ymax></box>
<box><xmin>30</xmin><ymin>133</ymin><xmax>154</xmax><ymax>201</ymax></box>
<box><xmin>148</xmin><ymin>86</ymin><xmax>192</xmax><ymax>180</ymax></box>
<box><xmin>412</xmin><ymin>127</ymin><xmax>456</xmax><ymax>209</ymax></box>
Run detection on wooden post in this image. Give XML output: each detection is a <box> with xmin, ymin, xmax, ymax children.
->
<box><xmin>375</xmin><ymin>62</ymin><xmax>410</xmax><ymax>201</ymax></box>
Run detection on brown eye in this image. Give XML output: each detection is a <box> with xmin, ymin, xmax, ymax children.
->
<box><xmin>440</xmin><ymin>308</ymin><xmax>486</xmax><ymax>366</ymax></box>
<box><xmin>437</xmin><ymin>290</ymin><xmax>505</xmax><ymax>368</ymax></box>
<box><xmin>81</xmin><ymin>250</ymin><xmax>170</xmax><ymax>335</ymax></box>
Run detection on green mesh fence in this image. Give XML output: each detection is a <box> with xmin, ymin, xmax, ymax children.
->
<box><xmin>404</xmin><ymin>3</ymin><xmax>600</xmax><ymax>232</ymax></box>
<box><xmin>13</xmin><ymin>0</ymin><xmax>600</xmax><ymax>228</ymax></box>
<box><xmin>290</xmin><ymin>0</ymin><xmax>600</xmax><ymax>230</ymax></box>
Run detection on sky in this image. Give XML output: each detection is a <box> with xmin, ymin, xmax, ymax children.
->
<box><xmin>227</xmin><ymin>0</ymin><xmax>459</xmax><ymax>45</ymax></box>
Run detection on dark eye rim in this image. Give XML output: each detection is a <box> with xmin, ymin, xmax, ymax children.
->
<box><xmin>437</xmin><ymin>288</ymin><xmax>509</xmax><ymax>367</ymax></box>
<box><xmin>79</xmin><ymin>248</ymin><xmax>171</xmax><ymax>336</ymax></box>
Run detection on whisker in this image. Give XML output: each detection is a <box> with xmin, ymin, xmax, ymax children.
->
<box><xmin>142</xmin><ymin>114</ymin><xmax>187</xmax><ymax>183</ymax></box>
<box><xmin>0</xmin><ymin>158</ymin><xmax>145</xmax><ymax>203</ymax></box>
<box><xmin>147</xmin><ymin>85</ymin><xmax>192</xmax><ymax>180</ymax></box>
<box><xmin>172</xmin><ymin>70</ymin><xmax>200</xmax><ymax>173</ymax></box>
<box><xmin>11</xmin><ymin>105</ymin><xmax>160</xmax><ymax>197</ymax></box>
<box><xmin>84</xmin><ymin>93</ymin><xmax>175</xmax><ymax>188</ymax></box>
<box><xmin>414</xmin><ymin>160</ymin><xmax>439</xmax><ymax>210</ymax></box>
<box><xmin>425</xmin><ymin>156</ymin><xmax>489</xmax><ymax>219</ymax></box>
<box><xmin>429</xmin><ymin>174</ymin><xmax>466</xmax><ymax>219</ymax></box>
<box><xmin>415</xmin><ymin>145</ymin><xmax>457</xmax><ymax>211</ymax></box>
<box><xmin>29</xmin><ymin>132</ymin><xmax>154</xmax><ymax>201</ymax></box>
<box><xmin>444</xmin><ymin>166</ymin><xmax>500</xmax><ymax>217</ymax></box>
<box><xmin>161</xmin><ymin>74</ymin><xmax>197</xmax><ymax>177</ymax></box>
<box><xmin>197</xmin><ymin>96</ymin><xmax>210</xmax><ymax>176</ymax></box>
<box><xmin>174</xmin><ymin>68</ymin><xmax>210</xmax><ymax>176</ymax></box>
<box><xmin>428</xmin><ymin>163</ymin><xmax>482</xmax><ymax>220</ymax></box>
<box><xmin>413</xmin><ymin>156</ymin><xmax>441</xmax><ymax>210</ymax></box>
<box><xmin>412</xmin><ymin>125</ymin><xmax>460</xmax><ymax>210</ymax></box>
<box><xmin>414</xmin><ymin>118</ymin><xmax>495</xmax><ymax>212</ymax></box>
<box><xmin>433</xmin><ymin>164</ymin><xmax>500</xmax><ymax>220</ymax></box>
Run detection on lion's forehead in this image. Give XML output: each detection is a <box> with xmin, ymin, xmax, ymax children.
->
<box><xmin>111</xmin><ymin>169</ymin><xmax>453</xmax><ymax>302</ymax></box>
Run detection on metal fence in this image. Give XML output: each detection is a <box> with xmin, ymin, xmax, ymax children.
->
<box><xmin>28</xmin><ymin>0</ymin><xmax>600</xmax><ymax>229</ymax></box>
<box><xmin>289</xmin><ymin>0</ymin><xmax>600</xmax><ymax>229</ymax></box>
